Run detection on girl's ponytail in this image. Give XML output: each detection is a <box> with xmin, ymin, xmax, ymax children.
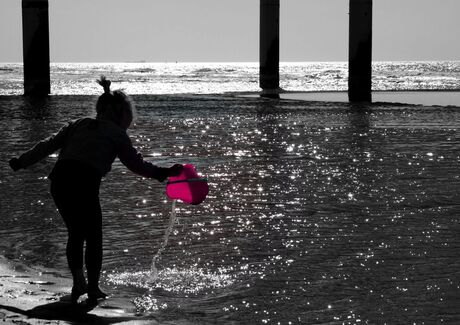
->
<box><xmin>96</xmin><ymin>75</ymin><xmax>111</xmax><ymax>94</ymax></box>
<box><xmin>95</xmin><ymin>76</ymin><xmax>134</xmax><ymax>129</ymax></box>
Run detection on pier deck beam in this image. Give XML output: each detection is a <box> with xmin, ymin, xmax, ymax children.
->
<box><xmin>22</xmin><ymin>0</ymin><xmax>50</xmax><ymax>96</ymax></box>
<box><xmin>348</xmin><ymin>0</ymin><xmax>372</xmax><ymax>102</ymax></box>
<box><xmin>260</xmin><ymin>0</ymin><xmax>280</xmax><ymax>98</ymax></box>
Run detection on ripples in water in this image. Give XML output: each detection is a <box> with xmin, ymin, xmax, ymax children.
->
<box><xmin>1</xmin><ymin>95</ymin><xmax>460</xmax><ymax>324</ymax></box>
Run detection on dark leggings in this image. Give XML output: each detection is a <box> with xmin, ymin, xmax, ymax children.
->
<box><xmin>50</xmin><ymin>160</ymin><xmax>102</xmax><ymax>289</ymax></box>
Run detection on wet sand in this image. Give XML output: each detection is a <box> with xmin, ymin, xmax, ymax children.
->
<box><xmin>237</xmin><ymin>90</ymin><xmax>460</xmax><ymax>107</ymax></box>
<box><xmin>0</xmin><ymin>256</ymin><xmax>153</xmax><ymax>325</ymax></box>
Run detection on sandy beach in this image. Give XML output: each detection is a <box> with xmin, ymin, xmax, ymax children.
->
<box><xmin>0</xmin><ymin>256</ymin><xmax>154</xmax><ymax>325</ymax></box>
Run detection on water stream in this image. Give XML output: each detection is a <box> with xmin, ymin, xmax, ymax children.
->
<box><xmin>149</xmin><ymin>199</ymin><xmax>177</xmax><ymax>282</ymax></box>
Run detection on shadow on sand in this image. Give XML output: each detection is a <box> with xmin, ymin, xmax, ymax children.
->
<box><xmin>0</xmin><ymin>295</ymin><xmax>150</xmax><ymax>325</ymax></box>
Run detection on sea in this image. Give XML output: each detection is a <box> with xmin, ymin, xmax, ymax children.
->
<box><xmin>1</xmin><ymin>61</ymin><xmax>460</xmax><ymax>324</ymax></box>
<box><xmin>1</xmin><ymin>61</ymin><xmax>460</xmax><ymax>95</ymax></box>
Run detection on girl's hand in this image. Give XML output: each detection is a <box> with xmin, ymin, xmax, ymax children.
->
<box><xmin>154</xmin><ymin>164</ymin><xmax>183</xmax><ymax>182</ymax></box>
<box><xmin>9</xmin><ymin>158</ymin><xmax>21</xmax><ymax>171</ymax></box>
<box><xmin>168</xmin><ymin>164</ymin><xmax>183</xmax><ymax>177</ymax></box>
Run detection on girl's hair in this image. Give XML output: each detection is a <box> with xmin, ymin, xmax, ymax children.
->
<box><xmin>95</xmin><ymin>76</ymin><xmax>134</xmax><ymax>127</ymax></box>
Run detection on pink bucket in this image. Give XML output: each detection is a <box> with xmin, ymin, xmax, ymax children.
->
<box><xmin>166</xmin><ymin>164</ymin><xmax>209</xmax><ymax>205</ymax></box>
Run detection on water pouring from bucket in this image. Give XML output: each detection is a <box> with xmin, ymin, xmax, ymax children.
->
<box><xmin>149</xmin><ymin>164</ymin><xmax>209</xmax><ymax>282</ymax></box>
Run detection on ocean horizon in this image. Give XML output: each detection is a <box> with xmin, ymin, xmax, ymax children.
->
<box><xmin>1</xmin><ymin>60</ymin><xmax>460</xmax><ymax>96</ymax></box>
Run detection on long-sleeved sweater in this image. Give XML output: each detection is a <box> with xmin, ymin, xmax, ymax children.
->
<box><xmin>18</xmin><ymin>117</ymin><xmax>166</xmax><ymax>180</ymax></box>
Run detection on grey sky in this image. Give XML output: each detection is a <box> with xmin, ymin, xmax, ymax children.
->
<box><xmin>1</xmin><ymin>0</ymin><xmax>459</xmax><ymax>62</ymax></box>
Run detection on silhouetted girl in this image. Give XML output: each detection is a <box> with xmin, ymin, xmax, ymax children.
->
<box><xmin>9</xmin><ymin>76</ymin><xmax>182</xmax><ymax>305</ymax></box>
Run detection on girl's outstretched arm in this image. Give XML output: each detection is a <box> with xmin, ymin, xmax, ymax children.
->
<box><xmin>10</xmin><ymin>121</ymin><xmax>74</xmax><ymax>171</ymax></box>
<box><xmin>117</xmin><ymin>133</ymin><xmax>182</xmax><ymax>181</ymax></box>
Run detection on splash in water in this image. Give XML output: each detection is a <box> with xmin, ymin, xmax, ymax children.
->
<box><xmin>149</xmin><ymin>199</ymin><xmax>177</xmax><ymax>282</ymax></box>
<box><xmin>108</xmin><ymin>267</ymin><xmax>235</xmax><ymax>295</ymax></box>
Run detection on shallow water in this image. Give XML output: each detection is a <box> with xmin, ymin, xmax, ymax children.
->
<box><xmin>1</xmin><ymin>95</ymin><xmax>460</xmax><ymax>324</ymax></box>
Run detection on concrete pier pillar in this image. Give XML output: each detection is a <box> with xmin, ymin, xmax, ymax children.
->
<box><xmin>22</xmin><ymin>0</ymin><xmax>50</xmax><ymax>96</ymax></box>
<box><xmin>260</xmin><ymin>0</ymin><xmax>280</xmax><ymax>97</ymax></box>
<box><xmin>348</xmin><ymin>0</ymin><xmax>372</xmax><ymax>102</ymax></box>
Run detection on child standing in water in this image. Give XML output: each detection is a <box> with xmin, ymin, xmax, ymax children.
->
<box><xmin>9</xmin><ymin>76</ymin><xmax>182</xmax><ymax>306</ymax></box>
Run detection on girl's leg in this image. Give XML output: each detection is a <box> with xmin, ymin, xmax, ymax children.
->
<box><xmin>67</xmin><ymin>232</ymin><xmax>85</xmax><ymax>271</ymax></box>
<box><xmin>85</xmin><ymin>197</ymin><xmax>104</xmax><ymax>294</ymax></box>
<box><xmin>51</xmin><ymin>180</ymin><xmax>88</xmax><ymax>301</ymax></box>
<box><xmin>86</xmin><ymin>210</ymin><xmax>108</xmax><ymax>303</ymax></box>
